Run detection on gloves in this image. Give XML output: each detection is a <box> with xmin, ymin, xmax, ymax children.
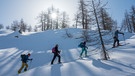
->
<box><xmin>58</xmin><ymin>51</ymin><xmax>61</xmax><ymax>53</ymax></box>
<box><xmin>30</xmin><ymin>58</ymin><xmax>33</xmax><ymax>61</ymax></box>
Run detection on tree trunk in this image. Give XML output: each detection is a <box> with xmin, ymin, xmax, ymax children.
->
<box><xmin>92</xmin><ymin>0</ymin><xmax>109</xmax><ymax>60</ymax></box>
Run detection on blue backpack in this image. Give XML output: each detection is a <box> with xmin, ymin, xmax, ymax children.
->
<box><xmin>78</xmin><ymin>43</ymin><xmax>83</xmax><ymax>48</ymax></box>
<box><xmin>21</xmin><ymin>54</ymin><xmax>26</xmax><ymax>61</ymax></box>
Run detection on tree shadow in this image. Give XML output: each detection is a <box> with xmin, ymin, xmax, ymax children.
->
<box><xmin>110</xmin><ymin>60</ymin><xmax>135</xmax><ymax>70</ymax></box>
<box><xmin>92</xmin><ymin>59</ymin><xmax>135</xmax><ymax>74</ymax></box>
<box><xmin>92</xmin><ymin>59</ymin><xmax>123</xmax><ymax>71</ymax></box>
<box><xmin>0</xmin><ymin>50</ymin><xmax>24</xmax><ymax>76</ymax></box>
<box><xmin>76</xmin><ymin>61</ymin><xmax>97</xmax><ymax>76</ymax></box>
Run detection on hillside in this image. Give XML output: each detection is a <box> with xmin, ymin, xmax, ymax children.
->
<box><xmin>0</xmin><ymin>28</ymin><xmax>135</xmax><ymax>76</ymax></box>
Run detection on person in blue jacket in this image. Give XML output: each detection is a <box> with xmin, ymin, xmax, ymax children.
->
<box><xmin>78</xmin><ymin>41</ymin><xmax>88</xmax><ymax>58</ymax></box>
<box><xmin>18</xmin><ymin>53</ymin><xmax>32</xmax><ymax>74</ymax></box>
<box><xmin>113</xmin><ymin>30</ymin><xmax>124</xmax><ymax>48</ymax></box>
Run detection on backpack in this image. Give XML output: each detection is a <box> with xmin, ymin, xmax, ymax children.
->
<box><xmin>21</xmin><ymin>54</ymin><xmax>26</xmax><ymax>61</ymax></box>
<box><xmin>78</xmin><ymin>42</ymin><xmax>83</xmax><ymax>48</ymax></box>
<box><xmin>52</xmin><ymin>47</ymin><xmax>56</xmax><ymax>53</ymax></box>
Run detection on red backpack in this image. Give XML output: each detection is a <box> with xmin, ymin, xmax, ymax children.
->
<box><xmin>52</xmin><ymin>47</ymin><xmax>56</xmax><ymax>53</ymax></box>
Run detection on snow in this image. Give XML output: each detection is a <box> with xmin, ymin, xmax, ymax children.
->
<box><xmin>0</xmin><ymin>28</ymin><xmax>135</xmax><ymax>76</ymax></box>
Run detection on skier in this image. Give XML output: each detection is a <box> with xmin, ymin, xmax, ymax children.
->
<box><xmin>112</xmin><ymin>30</ymin><xmax>124</xmax><ymax>48</ymax></box>
<box><xmin>51</xmin><ymin>44</ymin><xmax>61</xmax><ymax>65</ymax></box>
<box><xmin>18</xmin><ymin>53</ymin><xmax>33</xmax><ymax>74</ymax></box>
<box><xmin>78</xmin><ymin>41</ymin><xmax>88</xmax><ymax>58</ymax></box>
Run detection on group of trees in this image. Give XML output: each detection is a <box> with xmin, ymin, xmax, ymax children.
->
<box><xmin>74</xmin><ymin>0</ymin><xmax>116</xmax><ymax>31</ymax></box>
<box><xmin>0</xmin><ymin>0</ymin><xmax>134</xmax><ymax>33</ymax></box>
<box><xmin>0</xmin><ymin>0</ymin><xmax>125</xmax><ymax>33</ymax></box>
<box><xmin>36</xmin><ymin>6</ymin><xmax>69</xmax><ymax>31</ymax></box>
<box><xmin>121</xmin><ymin>5</ymin><xmax>135</xmax><ymax>33</ymax></box>
<box><xmin>1</xmin><ymin>6</ymin><xmax>70</xmax><ymax>32</ymax></box>
<box><xmin>6</xmin><ymin>19</ymin><xmax>32</xmax><ymax>32</ymax></box>
<box><xmin>1</xmin><ymin>0</ymin><xmax>117</xmax><ymax>32</ymax></box>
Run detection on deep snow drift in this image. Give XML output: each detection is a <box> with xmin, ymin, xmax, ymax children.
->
<box><xmin>0</xmin><ymin>28</ymin><xmax>135</xmax><ymax>76</ymax></box>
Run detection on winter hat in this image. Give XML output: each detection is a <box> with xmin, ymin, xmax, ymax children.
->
<box><xmin>56</xmin><ymin>44</ymin><xmax>58</xmax><ymax>47</ymax></box>
<box><xmin>84</xmin><ymin>41</ymin><xmax>86</xmax><ymax>44</ymax></box>
<box><xmin>28</xmin><ymin>53</ymin><xmax>31</xmax><ymax>56</ymax></box>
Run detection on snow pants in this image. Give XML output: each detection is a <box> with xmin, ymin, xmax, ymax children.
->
<box><xmin>113</xmin><ymin>37</ymin><xmax>120</xmax><ymax>47</ymax></box>
<box><xmin>18</xmin><ymin>62</ymin><xmax>28</xmax><ymax>73</ymax></box>
<box><xmin>80</xmin><ymin>48</ymin><xmax>87</xmax><ymax>57</ymax></box>
<box><xmin>51</xmin><ymin>53</ymin><xmax>61</xmax><ymax>64</ymax></box>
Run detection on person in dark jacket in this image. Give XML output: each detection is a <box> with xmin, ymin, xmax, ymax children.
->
<box><xmin>78</xmin><ymin>41</ymin><xmax>88</xmax><ymax>58</ymax></box>
<box><xmin>18</xmin><ymin>53</ymin><xmax>32</xmax><ymax>74</ymax></box>
<box><xmin>113</xmin><ymin>30</ymin><xmax>124</xmax><ymax>48</ymax></box>
<box><xmin>51</xmin><ymin>44</ymin><xmax>61</xmax><ymax>65</ymax></box>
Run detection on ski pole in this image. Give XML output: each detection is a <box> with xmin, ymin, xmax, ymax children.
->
<box><xmin>28</xmin><ymin>60</ymin><xmax>32</xmax><ymax>70</ymax></box>
<box><xmin>123</xmin><ymin>35</ymin><xmax>126</xmax><ymax>45</ymax></box>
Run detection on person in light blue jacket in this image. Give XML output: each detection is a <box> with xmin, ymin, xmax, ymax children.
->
<box><xmin>78</xmin><ymin>41</ymin><xmax>88</xmax><ymax>58</ymax></box>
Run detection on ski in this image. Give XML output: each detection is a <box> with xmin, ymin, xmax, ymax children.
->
<box><xmin>107</xmin><ymin>43</ymin><xmax>130</xmax><ymax>50</ymax></box>
<box><xmin>51</xmin><ymin>62</ymin><xmax>63</xmax><ymax>65</ymax></box>
<box><xmin>78</xmin><ymin>56</ymin><xmax>90</xmax><ymax>60</ymax></box>
<box><xmin>112</xmin><ymin>43</ymin><xmax>130</xmax><ymax>48</ymax></box>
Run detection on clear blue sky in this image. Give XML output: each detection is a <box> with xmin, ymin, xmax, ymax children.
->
<box><xmin>0</xmin><ymin>0</ymin><xmax>135</xmax><ymax>28</ymax></box>
<box><xmin>106</xmin><ymin>0</ymin><xmax>135</xmax><ymax>26</ymax></box>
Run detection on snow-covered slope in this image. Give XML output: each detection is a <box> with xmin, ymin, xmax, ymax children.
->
<box><xmin>0</xmin><ymin>28</ymin><xmax>135</xmax><ymax>76</ymax></box>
